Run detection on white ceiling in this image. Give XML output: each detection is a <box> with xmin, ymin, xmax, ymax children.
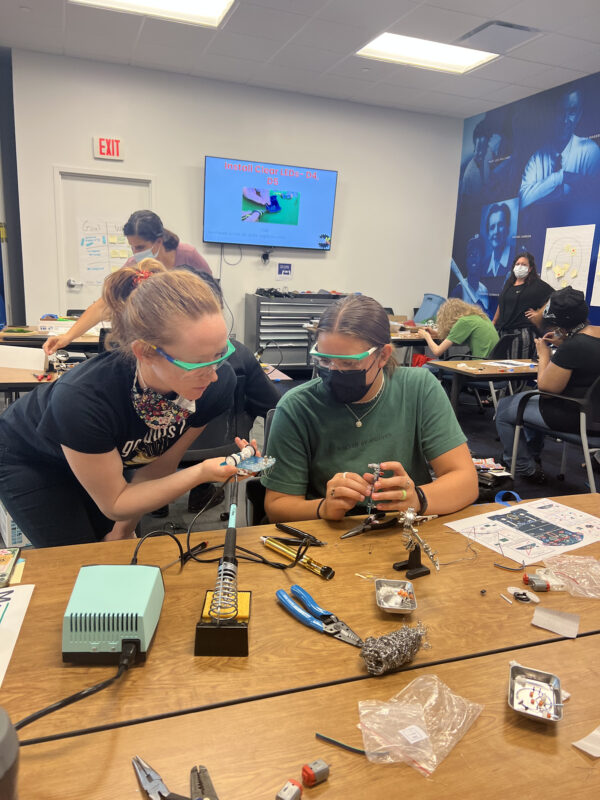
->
<box><xmin>1</xmin><ymin>0</ymin><xmax>600</xmax><ymax>118</ymax></box>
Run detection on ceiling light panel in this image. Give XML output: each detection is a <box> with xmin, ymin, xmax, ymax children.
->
<box><xmin>357</xmin><ymin>32</ymin><xmax>498</xmax><ymax>74</ymax></box>
<box><xmin>68</xmin><ymin>0</ymin><xmax>235</xmax><ymax>28</ymax></box>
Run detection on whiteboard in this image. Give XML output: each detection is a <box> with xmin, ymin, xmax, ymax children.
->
<box><xmin>53</xmin><ymin>167</ymin><xmax>153</xmax><ymax>312</ymax></box>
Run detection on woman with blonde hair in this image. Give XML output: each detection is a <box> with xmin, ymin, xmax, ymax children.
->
<box><xmin>419</xmin><ymin>297</ymin><xmax>499</xmax><ymax>359</ymax></box>
<box><xmin>262</xmin><ymin>294</ymin><xmax>477</xmax><ymax>523</ymax></box>
<box><xmin>0</xmin><ymin>260</ymin><xmax>244</xmax><ymax>547</ymax></box>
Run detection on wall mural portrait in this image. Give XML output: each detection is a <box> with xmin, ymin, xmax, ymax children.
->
<box><xmin>450</xmin><ymin>71</ymin><xmax>600</xmax><ymax>324</ymax></box>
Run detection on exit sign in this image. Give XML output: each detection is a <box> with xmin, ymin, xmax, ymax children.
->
<box><xmin>93</xmin><ymin>136</ymin><xmax>123</xmax><ymax>160</ymax></box>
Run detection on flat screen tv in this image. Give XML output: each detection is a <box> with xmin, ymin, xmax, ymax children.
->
<box><xmin>203</xmin><ymin>156</ymin><xmax>338</xmax><ymax>251</ymax></box>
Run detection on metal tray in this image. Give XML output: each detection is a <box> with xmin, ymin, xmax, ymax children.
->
<box><xmin>508</xmin><ymin>664</ymin><xmax>563</xmax><ymax>722</ymax></box>
<box><xmin>375</xmin><ymin>579</ymin><xmax>417</xmax><ymax>614</ymax></box>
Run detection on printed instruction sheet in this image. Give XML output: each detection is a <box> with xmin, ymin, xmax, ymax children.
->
<box><xmin>444</xmin><ymin>499</ymin><xmax>600</xmax><ymax>565</ymax></box>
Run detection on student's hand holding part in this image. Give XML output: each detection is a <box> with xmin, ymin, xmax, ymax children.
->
<box><xmin>320</xmin><ymin>471</ymin><xmax>370</xmax><ymax>521</ymax></box>
<box><xmin>368</xmin><ymin>461</ymin><xmax>419</xmax><ymax>512</ymax></box>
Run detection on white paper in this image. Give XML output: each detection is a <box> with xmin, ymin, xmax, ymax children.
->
<box><xmin>77</xmin><ymin>218</ymin><xmax>129</xmax><ymax>285</ymax></box>
<box><xmin>531</xmin><ymin>606</ymin><xmax>580</xmax><ymax>638</ymax></box>
<box><xmin>0</xmin><ymin>584</ymin><xmax>34</xmax><ymax>687</ymax></box>
<box><xmin>573</xmin><ymin>725</ymin><xmax>600</xmax><ymax>757</ymax></box>
<box><xmin>541</xmin><ymin>224</ymin><xmax>595</xmax><ymax>293</ymax></box>
<box><xmin>592</xmin><ymin>252</ymin><xmax>600</xmax><ymax>307</ymax></box>
<box><xmin>481</xmin><ymin>360</ymin><xmax>536</xmax><ymax>368</ymax></box>
<box><xmin>444</xmin><ymin>499</ymin><xmax>600</xmax><ymax>566</ymax></box>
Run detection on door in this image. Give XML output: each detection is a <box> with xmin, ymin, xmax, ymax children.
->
<box><xmin>54</xmin><ymin>167</ymin><xmax>153</xmax><ymax>312</ymax></box>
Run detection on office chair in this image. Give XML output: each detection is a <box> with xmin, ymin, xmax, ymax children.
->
<box><xmin>509</xmin><ymin>375</ymin><xmax>600</xmax><ymax>492</ymax></box>
<box><xmin>182</xmin><ymin>376</ymin><xmax>255</xmax><ymax>464</ymax></box>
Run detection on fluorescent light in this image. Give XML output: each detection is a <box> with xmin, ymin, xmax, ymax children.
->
<box><xmin>68</xmin><ymin>0</ymin><xmax>235</xmax><ymax>28</ymax></box>
<box><xmin>357</xmin><ymin>32</ymin><xmax>497</xmax><ymax>74</ymax></box>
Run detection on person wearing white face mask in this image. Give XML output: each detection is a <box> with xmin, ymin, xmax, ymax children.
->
<box><xmin>492</xmin><ymin>252</ymin><xmax>553</xmax><ymax>359</ymax></box>
<box><xmin>43</xmin><ymin>210</ymin><xmax>212</xmax><ymax>355</ymax></box>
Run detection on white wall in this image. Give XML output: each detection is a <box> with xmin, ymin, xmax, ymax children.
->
<box><xmin>12</xmin><ymin>50</ymin><xmax>462</xmax><ymax>337</ymax></box>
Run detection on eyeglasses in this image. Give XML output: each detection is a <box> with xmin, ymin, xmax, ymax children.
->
<box><xmin>146</xmin><ymin>338</ymin><xmax>235</xmax><ymax>371</ymax></box>
<box><xmin>310</xmin><ymin>344</ymin><xmax>379</xmax><ymax>371</ymax></box>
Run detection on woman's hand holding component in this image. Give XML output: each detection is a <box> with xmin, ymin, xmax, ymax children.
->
<box><xmin>370</xmin><ymin>461</ymin><xmax>418</xmax><ymax>512</ymax></box>
<box><xmin>321</xmin><ymin>471</ymin><xmax>370</xmax><ymax>520</ymax></box>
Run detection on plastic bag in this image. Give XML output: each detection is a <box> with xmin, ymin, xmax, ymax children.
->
<box><xmin>544</xmin><ymin>555</ymin><xmax>600</xmax><ymax>598</ymax></box>
<box><xmin>359</xmin><ymin>675</ymin><xmax>483</xmax><ymax>776</ymax></box>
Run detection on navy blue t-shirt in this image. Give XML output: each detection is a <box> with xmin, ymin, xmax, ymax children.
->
<box><xmin>0</xmin><ymin>350</ymin><xmax>235</xmax><ymax>468</ymax></box>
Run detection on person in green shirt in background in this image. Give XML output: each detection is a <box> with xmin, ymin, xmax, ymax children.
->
<box><xmin>262</xmin><ymin>294</ymin><xmax>478</xmax><ymax>523</ymax></box>
<box><xmin>418</xmin><ymin>298</ymin><xmax>499</xmax><ymax>359</ymax></box>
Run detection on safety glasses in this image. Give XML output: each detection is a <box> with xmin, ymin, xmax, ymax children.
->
<box><xmin>147</xmin><ymin>338</ymin><xmax>235</xmax><ymax>371</ymax></box>
<box><xmin>310</xmin><ymin>344</ymin><xmax>378</xmax><ymax>370</ymax></box>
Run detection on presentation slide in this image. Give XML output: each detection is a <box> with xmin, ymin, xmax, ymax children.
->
<box><xmin>203</xmin><ymin>156</ymin><xmax>337</xmax><ymax>250</ymax></box>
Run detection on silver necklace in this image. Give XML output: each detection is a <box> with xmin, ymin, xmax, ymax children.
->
<box><xmin>345</xmin><ymin>375</ymin><xmax>385</xmax><ymax>428</ymax></box>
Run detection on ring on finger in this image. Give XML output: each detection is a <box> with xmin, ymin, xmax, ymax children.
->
<box><xmin>400</xmin><ymin>489</ymin><xmax>407</xmax><ymax>501</ymax></box>
<box><xmin>342</xmin><ymin>471</ymin><xmax>347</xmax><ymax>479</ymax></box>
<box><xmin>331</xmin><ymin>488</ymin><xmax>336</xmax><ymax>497</ymax></box>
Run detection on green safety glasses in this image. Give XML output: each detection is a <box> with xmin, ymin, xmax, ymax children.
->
<box><xmin>147</xmin><ymin>338</ymin><xmax>235</xmax><ymax>371</ymax></box>
<box><xmin>310</xmin><ymin>344</ymin><xmax>378</xmax><ymax>369</ymax></box>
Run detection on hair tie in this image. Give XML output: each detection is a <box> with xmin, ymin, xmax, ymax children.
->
<box><xmin>133</xmin><ymin>269</ymin><xmax>152</xmax><ymax>285</ymax></box>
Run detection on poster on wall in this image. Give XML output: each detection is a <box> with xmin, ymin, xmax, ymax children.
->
<box><xmin>77</xmin><ymin>218</ymin><xmax>129</xmax><ymax>285</ymax></box>
<box><xmin>540</xmin><ymin>224</ymin><xmax>595</xmax><ymax>294</ymax></box>
<box><xmin>449</xmin><ymin>71</ymin><xmax>600</xmax><ymax>322</ymax></box>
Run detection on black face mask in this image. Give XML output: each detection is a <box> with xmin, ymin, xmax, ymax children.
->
<box><xmin>317</xmin><ymin>365</ymin><xmax>380</xmax><ymax>404</ymax></box>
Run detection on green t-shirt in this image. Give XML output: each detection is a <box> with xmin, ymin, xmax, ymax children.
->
<box><xmin>447</xmin><ymin>315</ymin><xmax>498</xmax><ymax>358</ymax></box>
<box><xmin>262</xmin><ymin>367</ymin><xmax>466</xmax><ymax>505</ymax></box>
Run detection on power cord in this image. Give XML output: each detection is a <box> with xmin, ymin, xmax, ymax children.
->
<box><xmin>134</xmin><ymin>479</ymin><xmax>315</xmax><ymax>573</ymax></box>
<box><xmin>16</xmin><ymin>641</ymin><xmax>138</xmax><ymax>741</ymax></box>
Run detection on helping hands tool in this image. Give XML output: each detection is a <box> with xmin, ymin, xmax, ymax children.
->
<box><xmin>275</xmin><ymin>584</ymin><xmax>363</xmax><ymax>647</ymax></box>
<box><xmin>340</xmin><ymin>463</ymin><xmax>435</xmax><ymax>540</ymax></box>
<box><xmin>132</xmin><ymin>755</ymin><xmax>220</xmax><ymax>800</ymax></box>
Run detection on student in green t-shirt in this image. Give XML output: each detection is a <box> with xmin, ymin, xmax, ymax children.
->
<box><xmin>262</xmin><ymin>294</ymin><xmax>478</xmax><ymax>523</ymax></box>
<box><xmin>418</xmin><ymin>298</ymin><xmax>499</xmax><ymax>359</ymax></box>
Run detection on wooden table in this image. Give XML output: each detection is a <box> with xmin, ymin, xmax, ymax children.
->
<box><xmin>428</xmin><ymin>358</ymin><xmax>538</xmax><ymax>409</ymax></box>
<box><xmin>18</xmin><ymin>636</ymin><xmax>600</xmax><ymax>799</ymax></box>
<box><xmin>0</xmin><ymin>328</ymin><xmax>99</xmax><ymax>353</ymax></box>
<box><xmin>0</xmin><ymin>366</ymin><xmax>57</xmax><ymax>393</ymax></box>
<box><xmin>4</xmin><ymin>495</ymin><xmax>599</xmax><ymax>742</ymax></box>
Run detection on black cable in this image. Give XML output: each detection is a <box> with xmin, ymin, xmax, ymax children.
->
<box><xmin>260</xmin><ymin>339</ymin><xmax>284</xmax><ymax>373</ymax></box>
<box><xmin>131</xmin><ymin>530</ymin><xmax>185</xmax><ymax>566</ymax></box>
<box><xmin>15</xmin><ymin>641</ymin><xmax>138</xmax><ymax>734</ymax></box>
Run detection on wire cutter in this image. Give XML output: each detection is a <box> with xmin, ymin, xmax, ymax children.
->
<box><xmin>132</xmin><ymin>755</ymin><xmax>220</xmax><ymax>800</ymax></box>
<box><xmin>275</xmin><ymin>584</ymin><xmax>363</xmax><ymax>648</ymax></box>
<box><xmin>32</xmin><ymin>372</ymin><xmax>52</xmax><ymax>381</ymax></box>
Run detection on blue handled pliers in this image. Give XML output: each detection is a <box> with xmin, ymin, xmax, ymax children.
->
<box><xmin>132</xmin><ymin>755</ymin><xmax>220</xmax><ymax>800</ymax></box>
<box><xmin>276</xmin><ymin>584</ymin><xmax>363</xmax><ymax>648</ymax></box>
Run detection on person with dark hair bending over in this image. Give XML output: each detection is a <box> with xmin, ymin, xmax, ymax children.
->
<box><xmin>43</xmin><ymin>210</ymin><xmax>212</xmax><ymax>355</ymax></box>
<box><xmin>492</xmin><ymin>251</ymin><xmax>553</xmax><ymax>360</ymax></box>
<box><xmin>0</xmin><ymin>262</ymin><xmax>247</xmax><ymax>547</ymax></box>
<box><xmin>496</xmin><ymin>286</ymin><xmax>600</xmax><ymax>483</ymax></box>
<box><xmin>261</xmin><ymin>295</ymin><xmax>478</xmax><ymax>523</ymax></box>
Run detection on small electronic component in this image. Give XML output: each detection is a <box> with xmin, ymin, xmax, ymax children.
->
<box><xmin>223</xmin><ymin>444</ymin><xmax>256</xmax><ymax>466</ymax></box>
<box><xmin>508</xmin><ymin>664</ymin><xmax>563</xmax><ymax>722</ymax></box>
<box><xmin>221</xmin><ymin>445</ymin><xmax>276</xmax><ymax>476</ymax></box>
<box><xmin>301</xmin><ymin>759</ymin><xmax>329</xmax><ymax>787</ymax></box>
<box><xmin>366</xmin><ymin>462</ymin><xmax>381</xmax><ymax>515</ymax></box>
<box><xmin>276</xmin><ymin>779</ymin><xmax>302</xmax><ymax>800</ymax></box>
<box><xmin>507</xmin><ymin>586</ymin><xmax>540</xmax><ymax>604</ymax></box>
<box><xmin>375</xmin><ymin>579</ymin><xmax>417</xmax><ymax>614</ymax></box>
<box><xmin>523</xmin><ymin>574</ymin><xmax>550</xmax><ymax>592</ymax></box>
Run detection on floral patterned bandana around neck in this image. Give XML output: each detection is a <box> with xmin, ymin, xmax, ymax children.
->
<box><xmin>131</xmin><ymin>370</ymin><xmax>194</xmax><ymax>430</ymax></box>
